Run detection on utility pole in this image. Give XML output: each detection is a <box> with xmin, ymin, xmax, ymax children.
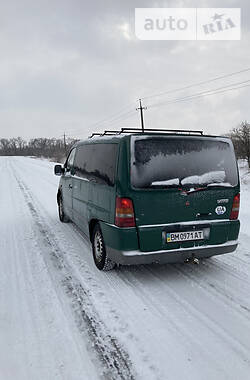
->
<box><xmin>63</xmin><ymin>132</ymin><xmax>67</xmax><ymax>154</ymax></box>
<box><xmin>136</xmin><ymin>99</ymin><xmax>147</xmax><ymax>132</ymax></box>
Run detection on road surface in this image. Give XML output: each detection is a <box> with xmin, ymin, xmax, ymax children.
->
<box><xmin>1</xmin><ymin>156</ymin><xmax>250</xmax><ymax>380</ymax></box>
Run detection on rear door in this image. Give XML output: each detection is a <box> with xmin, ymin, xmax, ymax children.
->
<box><xmin>129</xmin><ymin>135</ymin><xmax>239</xmax><ymax>251</ymax></box>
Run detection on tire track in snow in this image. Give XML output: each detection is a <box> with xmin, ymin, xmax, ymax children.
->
<box><xmin>118</xmin><ymin>267</ymin><xmax>229</xmax><ymax>371</ymax></box>
<box><xmin>117</xmin><ymin>262</ymin><xmax>250</xmax><ymax>368</ymax></box>
<box><xmin>11</xmin><ymin>158</ymin><xmax>163</xmax><ymax>380</ymax></box>
<box><xmin>13</xmin><ymin>172</ymin><xmax>136</xmax><ymax>380</ymax></box>
<box><xmin>173</xmin><ymin>264</ymin><xmax>250</xmax><ymax>319</ymax></box>
<box><xmin>145</xmin><ymin>265</ymin><xmax>250</xmax><ymax>364</ymax></box>
<box><xmin>201</xmin><ymin>256</ymin><xmax>250</xmax><ymax>285</ymax></box>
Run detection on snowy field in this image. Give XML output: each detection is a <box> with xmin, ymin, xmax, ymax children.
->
<box><xmin>1</xmin><ymin>156</ymin><xmax>250</xmax><ymax>380</ymax></box>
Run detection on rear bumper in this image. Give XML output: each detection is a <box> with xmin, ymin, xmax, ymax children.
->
<box><xmin>106</xmin><ymin>240</ymin><xmax>238</xmax><ymax>265</ymax></box>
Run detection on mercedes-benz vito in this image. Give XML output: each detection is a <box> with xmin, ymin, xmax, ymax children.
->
<box><xmin>54</xmin><ymin>129</ymin><xmax>240</xmax><ymax>270</ymax></box>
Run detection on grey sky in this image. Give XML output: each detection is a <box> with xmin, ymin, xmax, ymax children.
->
<box><xmin>0</xmin><ymin>0</ymin><xmax>249</xmax><ymax>139</ymax></box>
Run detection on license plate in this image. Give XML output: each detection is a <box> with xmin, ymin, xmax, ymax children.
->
<box><xmin>166</xmin><ymin>230</ymin><xmax>204</xmax><ymax>243</ymax></box>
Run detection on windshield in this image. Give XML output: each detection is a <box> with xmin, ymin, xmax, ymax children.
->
<box><xmin>131</xmin><ymin>136</ymin><xmax>238</xmax><ymax>189</ymax></box>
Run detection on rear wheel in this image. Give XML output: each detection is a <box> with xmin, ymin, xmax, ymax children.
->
<box><xmin>92</xmin><ymin>224</ymin><xmax>115</xmax><ymax>271</ymax></box>
<box><xmin>58</xmin><ymin>195</ymin><xmax>70</xmax><ymax>223</ymax></box>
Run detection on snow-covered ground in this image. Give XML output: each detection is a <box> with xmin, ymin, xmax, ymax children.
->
<box><xmin>1</xmin><ymin>156</ymin><xmax>250</xmax><ymax>380</ymax></box>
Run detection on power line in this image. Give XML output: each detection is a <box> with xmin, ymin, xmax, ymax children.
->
<box><xmin>66</xmin><ymin>82</ymin><xmax>250</xmax><ymax>137</ymax></box>
<box><xmin>149</xmin><ymin>84</ymin><xmax>250</xmax><ymax>109</ymax></box>
<box><xmin>93</xmin><ymin>107</ymin><xmax>136</xmax><ymax>128</ymax></box>
<box><xmin>141</xmin><ymin>67</ymin><xmax>250</xmax><ymax>101</ymax></box>
<box><xmin>60</xmin><ymin>80</ymin><xmax>250</xmax><ymax>138</ymax></box>
<box><xmin>104</xmin><ymin>109</ymin><xmax>137</xmax><ymax>126</ymax></box>
<box><xmin>62</xmin><ymin>83</ymin><xmax>250</xmax><ymax>138</ymax></box>
<box><xmin>63</xmin><ymin>101</ymin><xmax>137</xmax><ymax>136</ymax></box>
<box><xmin>68</xmin><ymin>109</ymin><xmax>137</xmax><ymax>138</ymax></box>
<box><xmin>60</xmin><ymin>67</ymin><xmax>250</xmax><ymax>138</ymax></box>
<box><xmin>172</xmin><ymin>83</ymin><xmax>250</xmax><ymax>104</ymax></box>
<box><xmin>149</xmin><ymin>79</ymin><xmax>250</xmax><ymax>109</ymax></box>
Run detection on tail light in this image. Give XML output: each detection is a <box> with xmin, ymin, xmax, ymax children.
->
<box><xmin>230</xmin><ymin>193</ymin><xmax>240</xmax><ymax>220</ymax></box>
<box><xmin>115</xmin><ymin>197</ymin><xmax>135</xmax><ymax>227</ymax></box>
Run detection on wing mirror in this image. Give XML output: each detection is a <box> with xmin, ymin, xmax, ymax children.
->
<box><xmin>54</xmin><ymin>164</ymin><xmax>64</xmax><ymax>176</ymax></box>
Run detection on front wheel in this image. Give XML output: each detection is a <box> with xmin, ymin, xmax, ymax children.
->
<box><xmin>58</xmin><ymin>195</ymin><xmax>70</xmax><ymax>223</ymax></box>
<box><xmin>92</xmin><ymin>224</ymin><xmax>115</xmax><ymax>271</ymax></box>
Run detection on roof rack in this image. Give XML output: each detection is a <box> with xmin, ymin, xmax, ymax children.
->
<box><xmin>88</xmin><ymin>131</ymin><xmax>120</xmax><ymax>138</ymax></box>
<box><xmin>89</xmin><ymin>133</ymin><xmax>102</xmax><ymax>138</ymax></box>
<box><xmin>88</xmin><ymin>127</ymin><xmax>203</xmax><ymax>138</ymax></box>
<box><xmin>101</xmin><ymin>130</ymin><xmax>121</xmax><ymax>136</ymax></box>
<box><xmin>120</xmin><ymin>128</ymin><xmax>203</xmax><ymax>135</ymax></box>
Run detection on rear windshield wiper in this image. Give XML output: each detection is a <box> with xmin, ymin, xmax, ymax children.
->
<box><xmin>145</xmin><ymin>184</ymin><xmax>181</xmax><ymax>189</ymax></box>
<box><xmin>183</xmin><ymin>183</ymin><xmax>234</xmax><ymax>194</ymax></box>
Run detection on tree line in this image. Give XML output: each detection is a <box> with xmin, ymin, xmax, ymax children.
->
<box><xmin>0</xmin><ymin>122</ymin><xmax>250</xmax><ymax>167</ymax></box>
<box><xmin>0</xmin><ymin>137</ymin><xmax>78</xmax><ymax>162</ymax></box>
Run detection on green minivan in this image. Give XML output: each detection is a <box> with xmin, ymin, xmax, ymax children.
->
<box><xmin>54</xmin><ymin>129</ymin><xmax>240</xmax><ymax>271</ymax></box>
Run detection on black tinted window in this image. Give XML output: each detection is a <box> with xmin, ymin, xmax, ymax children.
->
<box><xmin>131</xmin><ymin>137</ymin><xmax>238</xmax><ymax>188</ymax></box>
<box><xmin>65</xmin><ymin>148</ymin><xmax>76</xmax><ymax>171</ymax></box>
<box><xmin>74</xmin><ymin>143</ymin><xmax>118</xmax><ymax>186</ymax></box>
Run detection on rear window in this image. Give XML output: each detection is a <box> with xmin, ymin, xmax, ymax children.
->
<box><xmin>74</xmin><ymin>143</ymin><xmax>118</xmax><ymax>186</ymax></box>
<box><xmin>131</xmin><ymin>136</ymin><xmax>238</xmax><ymax>189</ymax></box>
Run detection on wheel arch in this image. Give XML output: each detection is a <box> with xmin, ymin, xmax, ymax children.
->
<box><xmin>89</xmin><ymin>219</ymin><xmax>99</xmax><ymax>242</ymax></box>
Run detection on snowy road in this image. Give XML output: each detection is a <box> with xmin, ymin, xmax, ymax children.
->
<box><xmin>1</xmin><ymin>156</ymin><xmax>250</xmax><ymax>380</ymax></box>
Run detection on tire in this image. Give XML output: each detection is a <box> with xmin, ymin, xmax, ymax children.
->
<box><xmin>58</xmin><ymin>195</ymin><xmax>70</xmax><ymax>223</ymax></box>
<box><xmin>92</xmin><ymin>223</ymin><xmax>116</xmax><ymax>271</ymax></box>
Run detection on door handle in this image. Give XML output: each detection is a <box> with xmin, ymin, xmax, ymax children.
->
<box><xmin>69</xmin><ymin>184</ymin><xmax>73</xmax><ymax>189</ymax></box>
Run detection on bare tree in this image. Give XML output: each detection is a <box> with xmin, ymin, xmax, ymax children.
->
<box><xmin>0</xmin><ymin>137</ymin><xmax>79</xmax><ymax>162</ymax></box>
<box><xmin>230</xmin><ymin>121</ymin><xmax>250</xmax><ymax>168</ymax></box>
<box><xmin>0</xmin><ymin>139</ymin><xmax>11</xmax><ymax>155</ymax></box>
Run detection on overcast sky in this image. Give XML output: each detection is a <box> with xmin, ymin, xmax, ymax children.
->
<box><xmin>0</xmin><ymin>0</ymin><xmax>249</xmax><ymax>140</ymax></box>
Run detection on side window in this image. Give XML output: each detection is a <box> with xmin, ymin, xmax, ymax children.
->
<box><xmin>74</xmin><ymin>143</ymin><xmax>118</xmax><ymax>186</ymax></box>
<box><xmin>65</xmin><ymin>148</ymin><xmax>76</xmax><ymax>172</ymax></box>
<box><xmin>74</xmin><ymin>145</ymin><xmax>87</xmax><ymax>178</ymax></box>
<box><xmin>90</xmin><ymin>144</ymin><xmax>118</xmax><ymax>186</ymax></box>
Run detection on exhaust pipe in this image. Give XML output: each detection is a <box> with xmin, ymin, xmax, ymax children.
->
<box><xmin>192</xmin><ymin>257</ymin><xmax>200</xmax><ymax>265</ymax></box>
<box><xmin>185</xmin><ymin>256</ymin><xmax>200</xmax><ymax>265</ymax></box>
